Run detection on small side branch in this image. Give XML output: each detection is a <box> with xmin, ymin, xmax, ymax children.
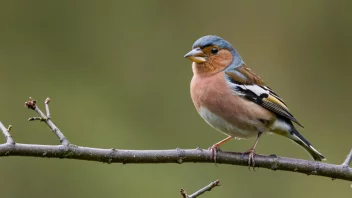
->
<box><xmin>342</xmin><ymin>149</ymin><xmax>352</xmax><ymax>168</ymax></box>
<box><xmin>25</xmin><ymin>97</ymin><xmax>69</xmax><ymax>145</ymax></box>
<box><xmin>181</xmin><ymin>180</ymin><xmax>220</xmax><ymax>198</ymax></box>
<box><xmin>0</xmin><ymin>122</ymin><xmax>14</xmax><ymax>144</ymax></box>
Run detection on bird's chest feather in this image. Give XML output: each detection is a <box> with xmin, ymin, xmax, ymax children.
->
<box><xmin>190</xmin><ymin>72</ymin><xmax>228</xmax><ymax>110</ymax></box>
<box><xmin>190</xmin><ymin>72</ymin><xmax>243</xmax><ymax>116</ymax></box>
<box><xmin>190</xmin><ymin>72</ymin><xmax>266</xmax><ymax>138</ymax></box>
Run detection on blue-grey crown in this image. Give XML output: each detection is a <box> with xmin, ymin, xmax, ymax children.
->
<box><xmin>192</xmin><ymin>35</ymin><xmax>233</xmax><ymax>50</ymax></box>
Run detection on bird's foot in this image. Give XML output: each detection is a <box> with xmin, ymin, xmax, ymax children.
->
<box><xmin>241</xmin><ymin>148</ymin><xmax>257</xmax><ymax>170</ymax></box>
<box><xmin>208</xmin><ymin>144</ymin><xmax>222</xmax><ymax>163</ymax></box>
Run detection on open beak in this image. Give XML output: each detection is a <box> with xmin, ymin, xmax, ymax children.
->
<box><xmin>184</xmin><ymin>48</ymin><xmax>207</xmax><ymax>63</ymax></box>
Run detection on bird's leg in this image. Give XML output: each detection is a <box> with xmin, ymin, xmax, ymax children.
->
<box><xmin>242</xmin><ymin>132</ymin><xmax>263</xmax><ymax>168</ymax></box>
<box><xmin>209</xmin><ymin>136</ymin><xmax>232</xmax><ymax>162</ymax></box>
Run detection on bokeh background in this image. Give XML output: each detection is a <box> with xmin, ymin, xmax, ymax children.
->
<box><xmin>1</xmin><ymin>1</ymin><xmax>351</xmax><ymax>197</ymax></box>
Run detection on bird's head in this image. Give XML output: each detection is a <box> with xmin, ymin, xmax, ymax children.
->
<box><xmin>184</xmin><ymin>35</ymin><xmax>244</xmax><ymax>75</ymax></box>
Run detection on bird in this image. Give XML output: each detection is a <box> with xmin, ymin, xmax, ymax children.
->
<box><xmin>184</xmin><ymin>35</ymin><xmax>325</xmax><ymax>166</ymax></box>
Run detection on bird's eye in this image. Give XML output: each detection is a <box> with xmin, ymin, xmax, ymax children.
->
<box><xmin>210</xmin><ymin>48</ymin><xmax>218</xmax><ymax>55</ymax></box>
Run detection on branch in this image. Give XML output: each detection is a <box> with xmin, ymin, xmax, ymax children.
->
<box><xmin>180</xmin><ymin>180</ymin><xmax>220</xmax><ymax>198</ymax></box>
<box><xmin>0</xmin><ymin>142</ymin><xmax>350</xmax><ymax>181</ymax></box>
<box><xmin>0</xmin><ymin>97</ymin><xmax>348</xmax><ymax>183</ymax></box>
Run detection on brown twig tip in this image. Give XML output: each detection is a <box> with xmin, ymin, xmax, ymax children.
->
<box><xmin>212</xmin><ymin>180</ymin><xmax>220</xmax><ymax>187</ymax></box>
<box><xmin>25</xmin><ymin>97</ymin><xmax>37</xmax><ymax>110</ymax></box>
<box><xmin>180</xmin><ymin>189</ymin><xmax>188</xmax><ymax>198</ymax></box>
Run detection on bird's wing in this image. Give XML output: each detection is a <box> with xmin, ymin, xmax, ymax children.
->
<box><xmin>225</xmin><ymin>65</ymin><xmax>303</xmax><ymax>127</ymax></box>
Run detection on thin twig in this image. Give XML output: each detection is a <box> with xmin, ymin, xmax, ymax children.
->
<box><xmin>342</xmin><ymin>149</ymin><xmax>352</xmax><ymax>168</ymax></box>
<box><xmin>0</xmin><ymin>122</ymin><xmax>14</xmax><ymax>144</ymax></box>
<box><xmin>181</xmin><ymin>180</ymin><xmax>220</xmax><ymax>198</ymax></box>
<box><xmin>45</xmin><ymin>97</ymin><xmax>51</xmax><ymax>119</ymax></box>
<box><xmin>25</xmin><ymin>97</ymin><xmax>69</xmax><ymax>145</ymax></box>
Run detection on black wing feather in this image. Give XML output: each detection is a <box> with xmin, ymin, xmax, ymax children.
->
<box><xmin>227</xmin><ymin>73</ymin><xmax>303</xmax><ymax>127</ymax></box>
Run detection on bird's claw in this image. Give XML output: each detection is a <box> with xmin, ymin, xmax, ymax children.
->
<box><xmin>241</xmin><ymin>149</ymin><xmax>256</xmax><ymax>170</ymax></box>
<box><xmin>209</xmin><ymin>144</ymin><xmax>221</xmax><ymax>163</ymax></box>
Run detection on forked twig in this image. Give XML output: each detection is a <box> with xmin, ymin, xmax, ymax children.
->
<box><xmin>180</xmin><ymin>180</ymin><xmax>220</xmax><ymax>198</ymax></box>
<box><xmin>25</xmin><ymin>97</ymin><xmax>69</xmax><ymax>145</ymax></box>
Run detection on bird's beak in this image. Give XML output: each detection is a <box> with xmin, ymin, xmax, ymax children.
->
<box><xmin>184</xmin><ymin>48</ymin><xmax>207</xmax><ymax>63</ymax></box>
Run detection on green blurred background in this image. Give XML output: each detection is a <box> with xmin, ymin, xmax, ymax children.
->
<box><xmin>0</xmin><ymin>1</ymin><xmax>351</xmax><ymax>197</ymax></box>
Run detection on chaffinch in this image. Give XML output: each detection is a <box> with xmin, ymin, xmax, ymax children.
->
<box><xmin>184</xmin><ymin>35</ymin><xmax>325</xmax><ymax>165</ymax></box>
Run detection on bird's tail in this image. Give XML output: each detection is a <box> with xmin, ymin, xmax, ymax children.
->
<box><xmin>288</xmin><ymin>126</ymin><xmax>325</xmax><ymax>161</ymax></box>
<box><xmin>272</xmin><ymin>119</ymin><xmax>325</xmax><ymax>161</ymax></box>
